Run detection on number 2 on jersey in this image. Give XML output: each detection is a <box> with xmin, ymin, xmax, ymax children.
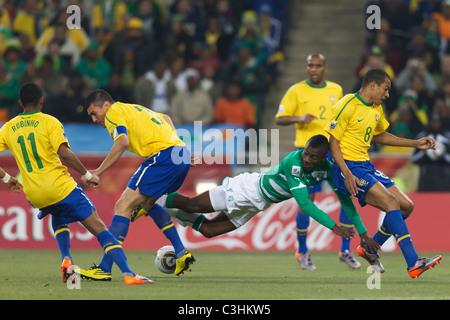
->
<box><xmin>17</xmin><ymin>133</ymin><xmax>43</xmax><ymax>172</ymax></box>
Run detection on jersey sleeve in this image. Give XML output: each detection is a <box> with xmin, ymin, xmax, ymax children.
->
<box><xmin>373</xmin><ymin>106</ymin><xmax>390</xmax><ymax>135</ymax></box>
<box><xmin>282</xmin><ymin>158</ymin><xmax>337</xmax><ymax>230</ymax></box>
<box><xmin>0</xmin><ymin>124</ymin><xmax>8</xmax><ymax>152</ymax></box>
<box><xmin>275</xmin><ymin>84</ymin><xmax>298</xmax><ymax>118</ymax></box>
<box><xmin>48</xmin><ymin>117</ymin><xmax>70</xmax><ymax>152</ymax></box>
<box><xmin>105</xmin><ymin>107</ymin><xmax>128</xmax><ymax>141</ymax></box>
<box><xmin>324</xmin><ymin>98</ymin><xmax>351</xmax><ymax>141</ymax></box>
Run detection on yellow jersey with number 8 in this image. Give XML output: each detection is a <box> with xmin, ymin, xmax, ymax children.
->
<box><xmin>104</xmin><ymin>102</ymin><xmax>184</xmax><ymax>158</ymax></box>
<box><xmin>325</xmin><ymin>92</ymin><xmax>390</xmax><ymax>161</ymax></box>
<box><xmin>275</xmin><ymin>80</ymin><xmax>343</xmax><ymax>148</ymax></box>
<box><xmin>0</xmin><ymin>111</ymin><xmax>77</xmax><ymax>208</ymax></box>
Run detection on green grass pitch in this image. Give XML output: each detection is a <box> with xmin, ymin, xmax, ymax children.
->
<box><xmin>0</xmin><ymin>249</ymin><xmax>448</xmax><ymax>300</ymax></box>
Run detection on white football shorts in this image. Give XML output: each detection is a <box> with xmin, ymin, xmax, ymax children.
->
<box><xmin>209</xmin><ymin>172</ymin><xmax>270</xmax><ymax>228</ymax></box>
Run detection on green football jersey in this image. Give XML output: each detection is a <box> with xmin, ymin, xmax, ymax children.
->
<box><xmin>259</xmin><ymin>150</ymin><xmax>367</xmax><ymax>234</ymax></box>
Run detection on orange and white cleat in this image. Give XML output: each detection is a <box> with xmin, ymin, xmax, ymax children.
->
<box><xmin>356</xmin><ymin>245</ymin><xmax>385</xmax><ymax>273</ymax></box>
<box><xmin>295</xmin><ymin>251</ymin><xmax>316</xmax><ymax>270</ymax></box>
<box><xmin>124</xmin><ymin>274</ymin><xmax>155</xmax><ymax>285</ymax></box>
<box><xmin>61</xmin><ymin>257</ymin><xmax>74</xmax><ymax>283</ymax></box>
<box><xmin>408</xmin><ymin>255</ymin><xmax>442</xmax><ymax>279</ymax></box>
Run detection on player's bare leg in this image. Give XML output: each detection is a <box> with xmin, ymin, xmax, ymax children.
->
<box><xmin>386</xmin><ymin>184</ymin><xmax>414</xmax><ymax>218</ymax></box>
<box><xmin>197</xmin><ymin>212</ymin><xmax>236</xmax><ymax>238</ymax></box>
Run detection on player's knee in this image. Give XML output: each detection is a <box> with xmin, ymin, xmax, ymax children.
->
<box><xmin>114</xmin><ymin>199</ymin><xmax>132</xmax><ymax>218</ymax></box>
<box><xmin>401</xmin><ymin>200</ymin><xmax>414</xmax><ymax>218</ymax></box>
<box><xmin>383</xmin><ymin>193</ymin><xmax>400</xmax><ymax>212</ymax></box>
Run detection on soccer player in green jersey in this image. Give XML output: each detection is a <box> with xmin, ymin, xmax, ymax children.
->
<box><xmin>133</xmin><ymin>135</ymin><xmax>380</xmax><ymax>254</ymax></box>
<box><xmin>275</xmin><ymin>53</ymin><xmax>358</xmax><ymax>270</ymax></box>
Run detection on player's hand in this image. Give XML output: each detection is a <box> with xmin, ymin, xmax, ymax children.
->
<box><xmin>86</xmin><ymin>174</ymin><xmax>100</xmax><ymax>187</ymax></box>
<box><xmin>359</xmin><ymin>232</ymin><xmax>381</xmax><ymax>253</ymax></box>
<box><xmin>298</xmin><ymin>113</ymin><xmax>318</xmax><ymax>124</ymax></box>
<box><xmin>343</xmin><ymin>171</ymin><xmax>361</xmax><ymax>197</ymax></box>
<box><xmin>416</xmin><ymin>137</ymin><xmax>436</xmax><ymax>150</ymax></box>
<box><xmin>331</xmin><ymin>225</ymin><xmax>355</xmax><ymax>240</ymax></box>
<box><xmin>7</xmin><ymin>177</ymin><xmax>23</xmax><ymax>194</ymax></box>
<box><xmin>81</xmin><ymin>170</ymin><xmax>100</xmax><ymax>188</ymax></box>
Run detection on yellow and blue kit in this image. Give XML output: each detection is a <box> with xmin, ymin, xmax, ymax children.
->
<box><xmin>104</xmin><ymin>102</ymin><xmax>190</xmax><ymax>198</ymax></box>
<box><xmin>276</xmin><ymin>80</ymin><xmax>343</xmax><ymax>148</ymax></box>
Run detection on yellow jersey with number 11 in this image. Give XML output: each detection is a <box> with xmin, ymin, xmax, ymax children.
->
<box><xmin>275</xmin><ymin>80</ymin><xmax>343</xmax><ymax>148</ymax></box>
<box><xmin>325</xmin><ymin>92</ymin><xmax>390</xmax><ymax>161</ymax></box>
<box><xmin>0</xmin><ymin>111</ymin><xmax>77</xmax><ymax>208</ymax></box>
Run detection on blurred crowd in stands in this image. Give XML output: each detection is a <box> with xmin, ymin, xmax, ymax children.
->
<box><xmin>361</xmin><ymin>0</ymin><xmax>450</xmax><ymax>190</ymax></box>
<box><xmin>0</xmin><ymin>0</ymin><xmax>290</xmax><ymax>129</ymax></box>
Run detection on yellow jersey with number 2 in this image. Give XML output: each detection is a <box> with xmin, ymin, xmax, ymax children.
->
<box><xmin>275</xmin><ymin>80</ymin><xmax>343</xmax><ymax>148</ymax></box>
<box><xmin>325</xmin><ymin>92</ymin><xmax>390</xmax><ymax>161</ymax></box>
<box><xmin>0</xmin><ymin>111</ymin><xmax>77</xmax><ymax>208</ymax></box>
<box><xmin>105</xmin><ymin>102</ymin><xmax>184</xmax><ymax>159</ymax></box>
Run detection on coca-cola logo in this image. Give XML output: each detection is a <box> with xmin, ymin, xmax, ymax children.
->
<box><xmin>177</xmin><ymin>196</ymin><xmax>343</xmax><ymax>251</ymax></box>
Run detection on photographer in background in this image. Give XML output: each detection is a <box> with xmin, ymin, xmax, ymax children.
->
<box><xmin>411</xmin><ymin>112</ymin><xmax>450</xmax><ymax>191</ymax></box>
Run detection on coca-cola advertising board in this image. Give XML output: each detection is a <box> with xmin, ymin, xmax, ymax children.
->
<box><xmin>0</xmin><ymin>190</ymin><xmax>448</xmax><ymax>252</ymax></box>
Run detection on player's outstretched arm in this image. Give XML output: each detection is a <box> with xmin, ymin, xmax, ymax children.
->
<box><xmin>373</xmin><ymin>131</ymin><xmax>436</xmax><ymax>150</ymax></box>
<box><xmin>331</xmin><ymin>225</ymin><xmax>355</xmax><ymax>240</ymax></box>
<box><xmin>333</xmin><ymin>188</ymin><xmax>381</xmax><ymax>253</ymax></box>
<box><xmin>57</xmin><ymin>143</ymin><xmax>100</xmax><ymax>186</ymax></box>
<box><xmin>94</xmin><ymin>134</ymin><xmax>129</xmax><ymax>176</ymax></box>
<box><xmin>290</xmin><ymin>184</ymin><xmax>354</xmax><ymax>239</ymax></box>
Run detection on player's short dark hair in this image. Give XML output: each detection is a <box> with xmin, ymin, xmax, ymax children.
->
<box><xmin>306</xmin><ymin>134</ymin><xmax>329</xmax><ymax>151</ymax></box>
<box><xmin>361</xmin><ymin>69</ymin><xmax>390</xmax><ymax>88</ymax></box>
<box><xmin>19</xmin><ymin>82</ymin><xmax>43</xmax><ymax>107</ymax></box>
<box><xmin>85</xmin><ymin>89</ymin><xmax>115</xmax><ymax>110</ymax></box>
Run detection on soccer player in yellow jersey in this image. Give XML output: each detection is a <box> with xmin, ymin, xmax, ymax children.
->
<box><xmin>78</xmin><ymin>89</ymin><xmax>194</xmax><ymax>279</ymax></box>
<box><xmin>326</xmin><ymin>69</ymin><xmax>442</xmax><ymax>278</ymax></box>
<box><xmin>275</xmin><ymin>53</ymin><xmax>360</xmax><ymax>270</ymax></box>
<box><xmin>0</xmin><ymin>83</ymin><xmax>153</xmax><ymax>285</ymax></box>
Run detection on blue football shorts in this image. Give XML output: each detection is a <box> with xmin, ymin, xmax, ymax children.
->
<box><xmin>37</xmin><ymin>185</ymin><xmax>96</xmax><ymax>223</ymax></box>
<box><xmin>331</xmin><ymin>160</ymin><xmax>395</xmax><ymax>206</ymax></box>
<box><xmin>297</xmin><ymin>148</ymin><xmax>333</xmax><ymax>195</ymax></box>
<box><xmin>127</xmin><ymin>145</ymin><xmax>191</xmax><ymax>198</ymax></box>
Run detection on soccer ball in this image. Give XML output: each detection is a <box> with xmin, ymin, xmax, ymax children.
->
<box><xmin>155</xmin><ymin>245</ymin><xmax>176</xmax><ymax>274</ymax></box>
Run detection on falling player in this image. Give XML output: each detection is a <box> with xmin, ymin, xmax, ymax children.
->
<box><xmin>275</xmin><ymin>53</ymin><xmax>359</xmax><ymax>270</ymax></box>
<box><xmin>133</xmin><ymin>135</ymin><xmax>381</xmax><ymax>255</ymax></box>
